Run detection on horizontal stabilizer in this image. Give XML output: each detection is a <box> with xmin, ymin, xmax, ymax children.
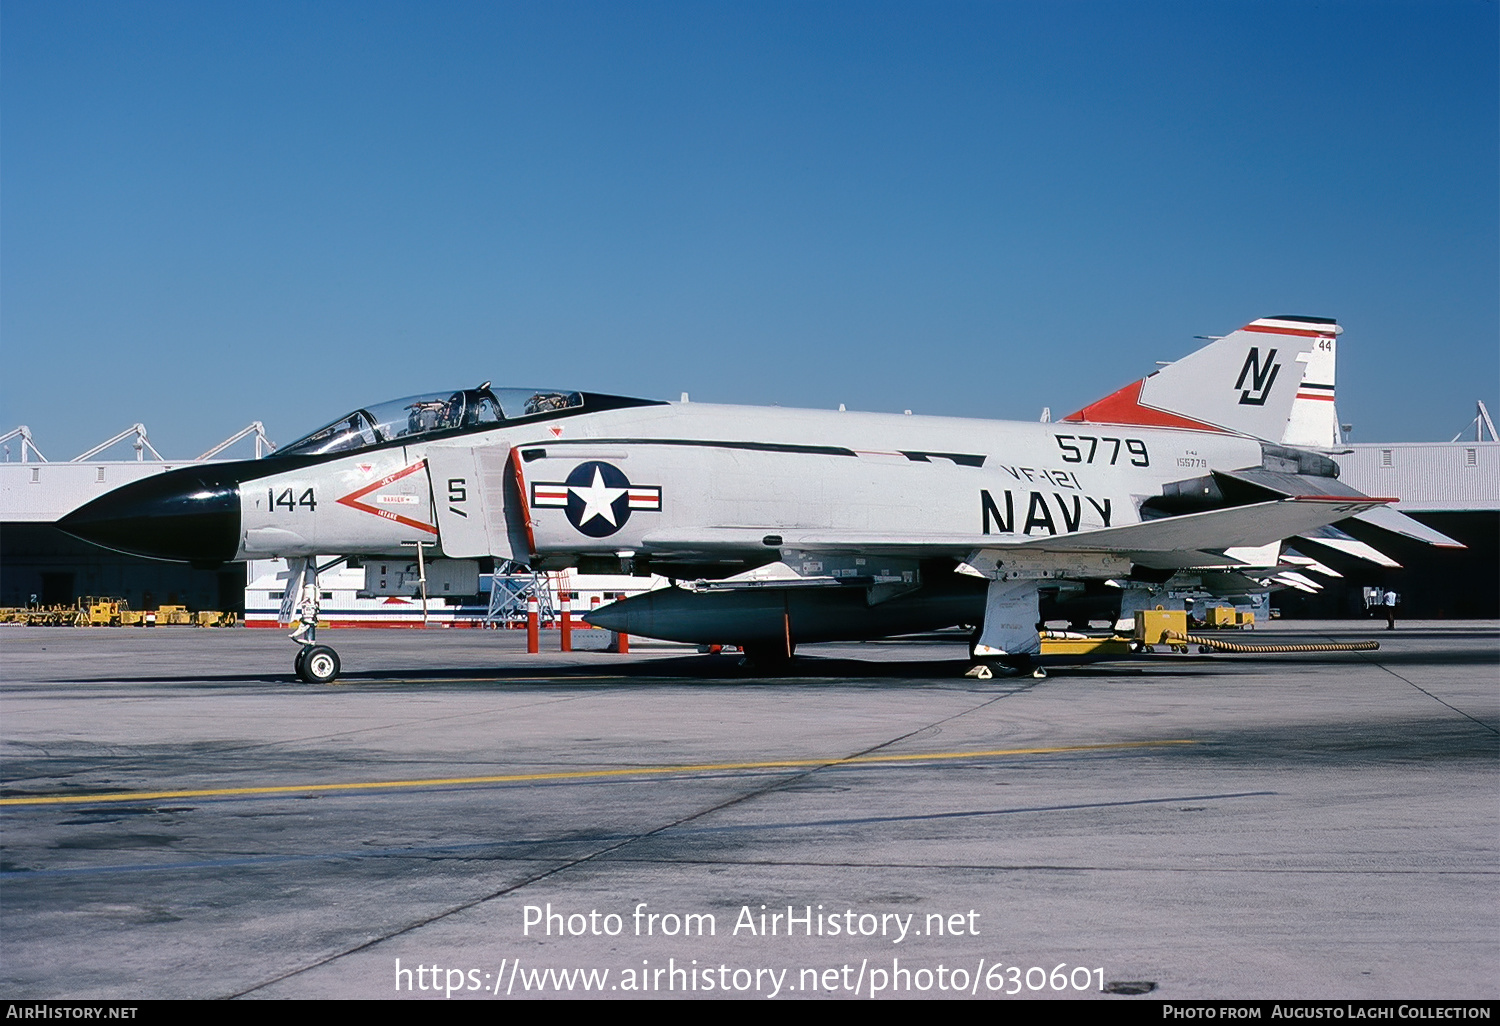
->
<box><xmin>1351</xmin><ymin>505</ymin><xmax>1465</xmax><ymax>548</ymax></box>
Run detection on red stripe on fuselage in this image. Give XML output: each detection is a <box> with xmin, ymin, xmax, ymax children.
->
<box><xmin>511</xmin><ymin>448</ymin><xmax>537</xmax><ymax>557</ymax></box>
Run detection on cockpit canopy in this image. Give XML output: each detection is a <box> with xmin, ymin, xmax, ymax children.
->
<box><xmin>276</xmin><ymin>385</ymin><xmax>658</xmax><ymax>458</ymax></box>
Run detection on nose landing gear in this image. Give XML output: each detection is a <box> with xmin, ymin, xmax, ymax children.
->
<box><xmin>285</xmin><ymin>557</ymin><xmax>342</xmax><ymax>683</ymax></box>
<box><xmin>295</xmin><ymin>644</ymin><xmax>342</xmax><ymax>684</ymax></box>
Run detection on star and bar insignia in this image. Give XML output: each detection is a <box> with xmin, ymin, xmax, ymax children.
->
<box><xmin>531</xmin><ymin>461</ymin><xmax>662</xmax><ymax>538</ymax></box>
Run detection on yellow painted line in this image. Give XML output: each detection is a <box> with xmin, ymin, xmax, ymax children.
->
<box><xmin>0</xmin><ymin>740</ymin><xmax>1195</xmax><ymax>807</ymax></box>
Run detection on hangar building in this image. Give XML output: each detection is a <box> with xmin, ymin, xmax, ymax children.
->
<box><xmin>0</xmin><ymin>425</ymin><xmax>270</xmax><ymax>614</ymax></box>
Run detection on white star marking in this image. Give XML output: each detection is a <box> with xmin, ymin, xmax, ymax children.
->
<box><xmin>569</xmin><ymin>467</ymin><xmax>627</xmax><ymax>526</ymax></box>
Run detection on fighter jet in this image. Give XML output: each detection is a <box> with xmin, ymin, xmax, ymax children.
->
<box><xmin>59</xmin><ymin>316</ymin><xmax>1448</xmax><ymax>682</ymax></box>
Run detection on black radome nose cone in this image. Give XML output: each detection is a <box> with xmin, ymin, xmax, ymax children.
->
<box><xmin>59</xmin><ymin>467</ymin><xmax>241</xmax><ymax>564</ymax></box>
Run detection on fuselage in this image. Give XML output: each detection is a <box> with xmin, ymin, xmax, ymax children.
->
<box><xmin>60</xmin><ymin>398</ymin><xmax>1270</xmax><ymax>570</ymax></box>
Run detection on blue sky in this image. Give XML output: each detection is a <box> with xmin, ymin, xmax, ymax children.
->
<box><xmin>3</xmin><ymin>0</ymin><xmax>1495</xmax><ymax>460</ymax></box>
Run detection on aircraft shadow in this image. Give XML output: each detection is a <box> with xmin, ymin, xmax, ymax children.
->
<box><xmin>67</xmin><ymin>640</ymin><xmax>1500</xmax><ymax>687</ymax></box>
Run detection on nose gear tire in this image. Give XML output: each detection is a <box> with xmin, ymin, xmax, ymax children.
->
<box><xmin>297</xmin><ymin>645</ymin><xmax>341</xmax><ymax>684</ymax></box>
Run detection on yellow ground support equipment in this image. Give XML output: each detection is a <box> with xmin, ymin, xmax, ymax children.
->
<box><xmin>155</xmin><ymin>605</ymin><xmax>194</xmax><ymax>625</ymax></box>
<box><xmin>1203</xmin><ymin>606</ymin><xmax>1255</xmax><ymax>629</ymax></box>
<box><xmin>985</xmin><ymin>609</ymin><xmax>1373</xmax><ymax>677</ymax></box>
<box><xmin>32</xmin><ymin>606</ymin><xmax>75</xmax><ymax>626</ymax></box>
<box><xmin>1164</xmin><ymin>630</ymin><xmax>1377</xmax><ymax>654</ymax></box>
<box><xmin>1205</xmin><ymin>606</ymin><xmax>1236</xmax><ymax>629</ymax></box>
<box><xmin>78</xmin><ymin>598</ymin><xmax>126</xmax><ymax>627</ymax></box>
<box><xmin>0</xmin><ymin>600</ymin><xmax>238</xmax><ymax>627</ymax></box>
<box><xmin>1037</xmin><ymin>631</ymin><xmax>1139</xmax><ymax>658</ymax></box>
<box><xmin>1134</xmin><ymin>608</ymin><xmax>1191</xmax><ymax>652</ymax></box>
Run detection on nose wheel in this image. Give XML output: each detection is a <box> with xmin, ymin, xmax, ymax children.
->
<box><xmin>295</xmin><ymin>645</ymin><xmax>341</xmax><ymax>684</ymax></box>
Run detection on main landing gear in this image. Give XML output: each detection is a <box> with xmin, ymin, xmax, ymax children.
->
<box><xmin>964</xmin><ymin>653</ymin><xmax>1048</xmax><ymax>681</ymax></box>
<box><xmin>294</xmin><ymin>644</ymin><xmax>342</xmax><ymax>684</ymax></box>
<box><xmin>965</xmin><ymin>578</ymin><xmax>1047</xmax><ymax>680</ymax></box>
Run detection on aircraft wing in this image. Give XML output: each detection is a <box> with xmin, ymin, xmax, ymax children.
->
<box><xmin>641</xmin><ymin>494</ymin><xmax>1392</xmax><ymax>572</ymax></box>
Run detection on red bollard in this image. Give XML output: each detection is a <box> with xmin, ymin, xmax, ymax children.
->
<box><xmin>560</xmin><ymin>591</ymin><xmax>572</xmax><ymax>652</ymax></box>
<box><xmin>526</xmin><ymin>595</ymin><xmax>539</xmax><ymax>654</ymax></box>
<box><xmin>612</xmin><ymin>630</ymin><xmax>630</xmax><ymax>654</ymax></box>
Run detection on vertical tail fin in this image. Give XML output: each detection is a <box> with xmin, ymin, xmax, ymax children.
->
<box><xmin>1063</xmin><ymin>316</ymin><xmax>1341</xmax><ymax>441</ymax></box>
